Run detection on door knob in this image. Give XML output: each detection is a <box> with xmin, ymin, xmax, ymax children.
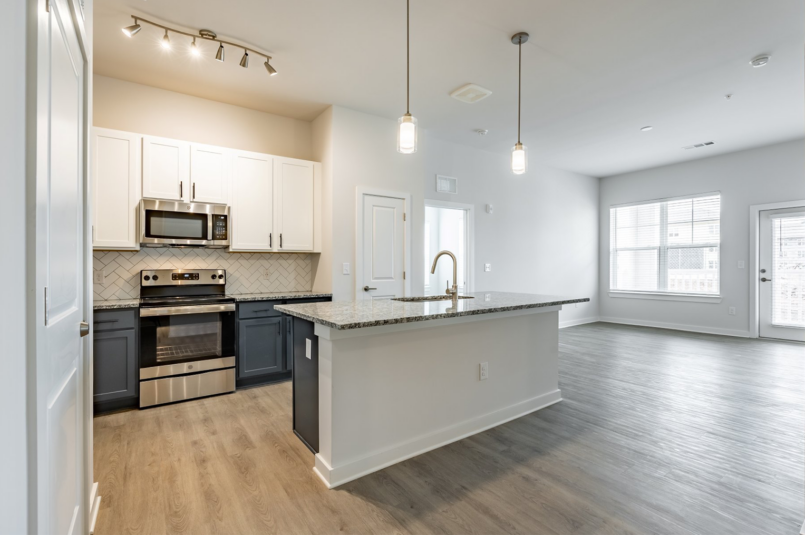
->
<box><xmin>79</xmin><ymin>321</ymin><xmax>90</xmax><ymax>337</ymax></box>
<box><xmin>363</xmin><ymin>286</ymin><xmax>377</xmax><ymax>292</ymax></box>
<box><xmin>760</xmin><ymin>277</ymin><xmax>772</xmax><ymax>282</ymax></box>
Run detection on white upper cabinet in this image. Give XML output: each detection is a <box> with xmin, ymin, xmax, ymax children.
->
<box><xmin>190</xmin><ymin>144</ymin><xmax>230</xmax><ymax>204</ymax></box>
<box><xmin>142</xmin><ymin>135</ymin><xmax>189</xmax><ymax>201</ymax></box>
<box><xmin>275</xmin><ymin>157</ymin><xmax>315</xmax><ymax>252</ymax></box>
<box><xmin>92</xmin><ymin>128</ymin><xmax>141</xmax><ymax>250</ymax></box>
<box><xmin>229</xmin><ymin>151</ymin><xmax>274</xmax><ymax>252</ymax></box>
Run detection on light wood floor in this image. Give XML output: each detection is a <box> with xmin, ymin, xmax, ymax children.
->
<box><xmin>94</xmin><ymin>323</ymin><xmax>804</xmax><ymax>534</ymax></box>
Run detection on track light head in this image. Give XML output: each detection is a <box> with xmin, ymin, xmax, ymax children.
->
<box><xmin>264</xmin><ymin>60</ymin><xmax>277</xmax><ymax>76</ymax></box>
<box><xmin>161</xmin><ymin>30</ymin><xmax>171</xmax><ymax>49</ymax></box>
<box><xmin>239</xmin><ymin>51</ymin><xmax>249</xmax><ymax>68</ymax></box>
<box><xmin>190</xmin><ymin>38</ymin><xmax>200</xmax><ymax>56</ymax></box>
<box><xmin>122</xmin><ymin>21</ymin><xmax>141</xmax><ymax>37</ymax></box>
<box><xmin>215</xmin><ymin>43</ymin><xmax>225</xmax><ymax>62</ymax></box>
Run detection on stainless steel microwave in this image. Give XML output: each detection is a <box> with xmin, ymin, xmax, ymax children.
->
<box><xmin>139</xmin><ymin>199</ymin><xmax>230</xmax><ymax>248</ymax></box>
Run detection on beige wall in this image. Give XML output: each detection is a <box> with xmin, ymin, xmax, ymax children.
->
<box><xmin>93</xmin><ymin>75</ymin><xmax>312</xmax><ymax>160</ymax></box>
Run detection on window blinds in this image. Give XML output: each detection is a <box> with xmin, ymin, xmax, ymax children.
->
<box><xmin>771</xmin><ymin>214</ymin><xmax>805</xmax><ymax>328</ymax></box>
<box><xmin>610</xmin><ymin>194</ymin><xmax>721</xmax><ymax>295</ymax></box>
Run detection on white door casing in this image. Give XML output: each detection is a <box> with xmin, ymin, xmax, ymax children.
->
<box><xmin>276</xmin><ymin>158</ymin><xmax>314</xmax><ymax>251</ymax></box>
<box><xmin>35</xmin><ymin>0</ymin><xmax>88</xmax><ymax>533</ymax></box>
<box><xmin>92</xmin><ymin>128</ymin><xmax>140</xmax><ymax>250</ymax></box>
<box><xmin>229</xmin><ymin>151</ymin><xmax>274</xmax><ymax>252</ymax></box>
<box><xmin>142</xmin><ymin>135</ymin><xmax>189</xmax><ymax>201</ymax></box>
<box><xmin>759</xmin><ymin>207</ymin><xmax>805</xmax><ymax>342</ymax></box>
<box><xmin>190</xmin><ymin>143</ymin><xmax>229</xmax><ymax>204</ymax></box>
<box><xmin>360</xmin><ymin>194</ymin><xmax>406</xmax><ymax>300</ymax></box>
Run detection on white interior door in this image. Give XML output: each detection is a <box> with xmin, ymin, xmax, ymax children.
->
<box><xmin>759</xmin><ymin>208</ymin><xmax>805</xmax><ymax>341</ymax></box>
<box><xmin>361</xmin><ymin>195</ymin><xmax>406</xmax><ymax>299</ymax></box>
<box><xmin>230</xmin><ymin>151</ymin><xmax>274</xmax><ymax>251</ymax></box>
<box><xmin>38</xmin><ymin>0</ymin><xmax>87</xmax><ymax>533</ymax></box>
<box><xmin>190</xmin><ymin>144</ymin><xmax>229</xmax><ymax>204</ymax></box>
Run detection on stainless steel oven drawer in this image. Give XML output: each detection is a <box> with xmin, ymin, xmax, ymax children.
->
<box><xmin>139</xmin><ymin>368</ymin><xmax>235</xmax><ymax>408</ymax></box>
<box><xmin>140</xmin><ymin>356</ymin><xmax>236</xmax><ymax>380</ymax></box>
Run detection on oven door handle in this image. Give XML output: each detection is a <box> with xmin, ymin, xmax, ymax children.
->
<box><xmin>140</xmin><ymin>304</ymin><xmax>236</xmax><ymax>317</ymax></box>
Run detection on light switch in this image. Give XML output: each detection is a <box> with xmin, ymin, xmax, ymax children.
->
<box><xmin>486</xmin><ymin>204</ymin><xmax>493</xmax><ymax>214</ymax></box>
<box><xmin>342</xmin><ymin>263</ymin><xmax>350</xmax><ymax>275</ymax></box>
<box><xmin>305</xmin><ymin>338</ymin><xmax>312</xmax><ymax>359</ymax></box>
<box><xmin>737</xmin><ymin>261</ymin><xmax>745</xmax><ymax>269</ymax></box>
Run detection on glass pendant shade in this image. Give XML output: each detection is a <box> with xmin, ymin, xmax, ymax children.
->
<box><xmin>397</xmin><ymin>114</ymin><xmax>418</xmax><ymax>154</ymax></box>
<box><xmin>511</xmin><ymin>142</ymin><xmax>527</xmax><ymax>175</ymax></box>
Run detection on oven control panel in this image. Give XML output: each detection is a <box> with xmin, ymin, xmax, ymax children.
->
<box><xmin>141</xmin><ymin>269</ymin><xmax>226</xmax><ymax>286</ymax></box>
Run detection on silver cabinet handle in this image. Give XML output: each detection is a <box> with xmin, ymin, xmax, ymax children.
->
<box><xmin>363</xmin><ymin>286</ymin><xmax>377</xmax><ymax>292</ymax></box>
<box><xmin>760</xmin><ymin>277</ymin><xmax>772</xmax><ymax>282</ymax></box>
<box><xmin>180</xmin><ymin>181</ymin><xmax>183</xmax><ymax>198</ymax></box>
<box><xmin>193</xmin><ymin>183</ymin><xmax>196</xmax><ymax>200</ymax></box>
<box><xmin>280</xmin><ymin>233</ymin><xmax>283</xmax><ymax>248</ymax></box>
<box><xmin>269</xmin><ymin>233</ymin><xmax>272</xmax><ymax>248</ymax></box>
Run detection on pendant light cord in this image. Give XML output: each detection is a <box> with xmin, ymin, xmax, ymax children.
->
<box><xmin>517</xmin><ymin>38</ymin><xmax>522</xmax><ymax>144</ymax></box>
<box><xmin>406</xmin><ymin>0</ymin><xmax>410</xmax><ymax>114</ymax></box>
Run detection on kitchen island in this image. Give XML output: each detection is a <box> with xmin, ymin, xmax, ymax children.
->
<box><xmin>275</xmin><ymin>291</ymin><xmax>589</xmax><ymax>488</ymax></box>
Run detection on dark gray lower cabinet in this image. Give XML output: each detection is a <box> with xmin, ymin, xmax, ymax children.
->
<box><xmin>93</xmin><ymin>326</ymin><xmax>137</xmax><ymax>403</ymax></box>
<box><xmin>237</xmin><ymin>316</ymin><xmax>284</xmax><ymax>379</ymax></box>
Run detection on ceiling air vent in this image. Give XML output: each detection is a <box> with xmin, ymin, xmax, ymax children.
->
<box><xmin>683</xmin><ymin>141</ymin><xmax>715</xmax><ymax>150</ymax></box>
<box><xmin>450</xmin><ymin>83</ymin><xmax>492</xmax><ymax>104</ymax></box>
<box><xmin>436</xmin><ymin>175</ymin><xmax>458</xmax><ymax>194</ymax></box>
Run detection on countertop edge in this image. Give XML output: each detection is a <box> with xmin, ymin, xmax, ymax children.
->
<box><xmin>93</xmin><ymin>292</ymin><xmax>334</xmax><ymax>310</ymax></box>
<box><xmin>275</xmin><ymin>297</ymin><xmax>590</xmax><ymax>330</ymax></box>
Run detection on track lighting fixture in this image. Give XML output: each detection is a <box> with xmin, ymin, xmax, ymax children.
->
<box><xmin>120</xmin><ymin>15</ymin><xmax>276</xmax><ymax>77</ymax></box>
<box><xmin>122</xmin><ymin>19</ymin><xmax>141</xmax><ymax>37</ymax></box>
<box><xmin>397</xmin><ymin>0</ymin><xmax>417</xmax><ymax>154</ymax></box>
<box><xmin>510</xmin><ymin>32</ymin><xmax>529</xmax><ymax>175</ymax></box>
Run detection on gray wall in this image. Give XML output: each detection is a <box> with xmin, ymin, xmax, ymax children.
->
<box><xmin>599</xmin><ymin>139</ymin><xmax>805</xmax><ymax>336</ymax></box>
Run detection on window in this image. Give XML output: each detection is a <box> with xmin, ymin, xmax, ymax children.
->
<box><xmin>610</xmin><ymin>193</ymin><xmax>720</xmax><ymax>295</ymax></box>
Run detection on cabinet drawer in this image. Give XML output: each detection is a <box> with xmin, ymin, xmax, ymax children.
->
<box><xmin>94</xmin><ymin>308</ymin><xmax>137</xmax><ymax>332</ymax></box>
<box><xmin>238</xmin><ymin>301</ymin><xmax>283</xmax><ymax>319</ymax></box>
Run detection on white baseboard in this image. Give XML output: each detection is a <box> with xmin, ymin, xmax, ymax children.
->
<box><xmin>559</xmin><ymin>316</ymin><xmax>600</xmax><ymax>329</ymax></box>
<box><xmin>599</xmin><ymin>316</ymin><xmax>751</xmax><ymax>338</ymax></box>
<box><xmin>314</xmin><ymin>389</ymin><xmax>563</xmax><ymax>489</ymax></box>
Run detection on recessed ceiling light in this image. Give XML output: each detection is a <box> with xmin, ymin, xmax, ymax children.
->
<box><xmin>640</xmin><ymin>126</ymin><xmax>653</xmax><ymax>132</ymax></box>
<box><xmin>750</xmin><ymin>55</ymin><xmax>770</xmax><ymax>68</ymax></box>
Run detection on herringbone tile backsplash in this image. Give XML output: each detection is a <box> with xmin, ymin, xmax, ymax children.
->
<box><xmin>93</xmin><ymin>249</ymin><xmax>313</xmax><ymax>300</ymax></box>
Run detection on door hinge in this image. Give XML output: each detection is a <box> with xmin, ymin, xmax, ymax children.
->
<box><xmin>44</xmin><ymin>287</ymin><xmax>48</xmax><ymax>325</ymax></box>
<box><xmin>403</xmin><ymin>213</ymin><xmax>406</xmax><ymax>222</ymax></box>
<box><xmin>403</xmin><ymin>271</ymin><xmax>406</xmax><ymax>280</ymax></box>
<box><xmin>45</xmin><ymin>0</ymin><xmax>50</xmax><ymax>12</ymax></box>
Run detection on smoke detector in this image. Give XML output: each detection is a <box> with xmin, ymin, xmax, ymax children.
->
<box><xmin>475</xmin><ymin>129</ymin><xmax>489</xmax><ymax>136</ymax></box>
<box><xmin>750</xmin><ymin>55</ymin><xmax>770</xmax><ymax>68</ymax></box>
<box><xmin>450</xmin><ymin>83</ymin><xmax>492</xmax><ymax>104</ymax></box>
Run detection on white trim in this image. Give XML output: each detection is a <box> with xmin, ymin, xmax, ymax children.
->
<box><xmin>354</xmin><ymin>187</ymin><xmax>413</xmax><ymax>300</ymax></box>
<box><xmin>609</xmin><ymin>291</ymin><xmax>722</xmax><ymax>303</ymax></box>
<box><xmin>600</xmin><ymin>316</ymin><xmax>750</xmax><ymax>338</ymax></box>
<box><xmin>749</xmin><ymin>199</ymin><xmax>805</xmax><ymax>338</ymax></box>
<box><xmin>313</xmin><ymin>389</ymin><xmax>562</xmax><ymax>488</ymax></box>
<box><xmin>559</xmin><ymin>316</ymin><xmax>600</xmax><ymax>329</ymax></box>
<box><xmin>610</xmin><ymin>190</ymin><xmax>721</xmax><ymax>209</ymax></box>
<box><xmin>424</xmin><ymin>199</ymin><xmax>476</xmax><ymax>293</ymax></box>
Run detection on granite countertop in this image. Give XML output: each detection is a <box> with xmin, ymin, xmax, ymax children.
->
<box><xmin>94</xmin><ymin>299</ymin><xmax>140</xmax><ymax>310</ymax></box>
<box><xmin>274</xmin><ymin>291</ymin><xmax>590</xmax><ymax>330</ymax></box>
<box><xmin>229</xmin><ymin>292</ymin><xmax>333</xmax><ymax>302</ymax></box>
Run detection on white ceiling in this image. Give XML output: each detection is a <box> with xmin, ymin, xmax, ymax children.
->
<box><xmin>94</xmin><ymin>0</ymin><xmax>804</xmax><ymax>177</ymax></box>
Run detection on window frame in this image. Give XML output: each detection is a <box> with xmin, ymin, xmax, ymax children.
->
<box><xmin>609</xmin><ymin>192</ymin><xmax>722</xmax><ymax>303</ymax></box>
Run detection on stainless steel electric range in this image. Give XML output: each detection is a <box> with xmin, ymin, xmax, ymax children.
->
<box><xmin>138</xmin><ymin>268</ymin><xmax>236</xmax><ymax>408</ymax></box>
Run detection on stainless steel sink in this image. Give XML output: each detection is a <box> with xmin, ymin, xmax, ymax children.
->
<box><xmin>392</xmin><ymin>295</ymin><xmax>474</xmax><ymax>302</ymax></box>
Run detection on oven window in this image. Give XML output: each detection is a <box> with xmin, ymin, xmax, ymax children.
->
<box><xmin>145</xmin><ymin>210</ymin><xmax>207</xmax><ymax>239</ymax></box>
<box><xmin>155</xmin><ymin>313</ymin><xmax>222</xmax><ymax>363</ymax></box>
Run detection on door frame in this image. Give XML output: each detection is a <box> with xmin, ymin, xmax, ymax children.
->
<box><xmin>424</xmin><ymin>199</ymin><xmax>476</xmax><ymax>294</ymax></box>
<box><xmin>749</xmin><ymin>199</ymin><xmax>805</xmax><ymax>338</ymax></box>
<box><xmin>355</xmin><ymin>187</ymin><xmax>412</xmax><ymax>300</ymax></box>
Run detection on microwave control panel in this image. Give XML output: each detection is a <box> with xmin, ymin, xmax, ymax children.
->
<box><xmin>213</xmin><ymin>215</ymin><xmax>228</xmax><ymax>240</ymax></box>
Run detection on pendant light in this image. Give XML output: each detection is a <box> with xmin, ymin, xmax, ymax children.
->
<box><xmin>511</xmin><ymin>32</ymin><xmax>529</xmax><ymax>175</ymax></box>
<box><xmin>397</xmin><ymin>0</ymin><xmax>417</xmax><ymax>154</ymax></box>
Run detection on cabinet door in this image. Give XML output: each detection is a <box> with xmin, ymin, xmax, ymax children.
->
<box><xmin>92</xmin><ymin>128</ymin><xmax>141</xmax><ymax>250</ymax></box>
<box><xmin>276</xmin><ymin>158</ymin><xmax>314</xmax><ymax>251</ymax></box>
<box><xmin>142</xmin><ymin>135</ymin><xmax>189</xmax><ymax>201</ymax></box>
<box><xmin>190</xmin><ymin>144</ymin><xmax>229</xmax><ymax>204</ymax></box>
<box><xmin>238</xmin><ymin>317</ymin><xmax>284</xmax><ymax>378</ymax></box>
<box><xmin>93</xmin><ymin>329</ymin><xmax>137</xmax><ymax>403</ymax></box>
<box><xmin>230</xmin><ymin>151</ymin><xmax>274</xmax><ymax>251</ymax></box>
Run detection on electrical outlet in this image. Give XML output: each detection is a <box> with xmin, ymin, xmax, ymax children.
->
<box><xmin>737</xmin><ymin>261</ymin><xmax>745</xmax><ymax>269</ymax></box>
<box><xmin>728</xmin><ymin>307</ymin><xmax>736</xmax><ymax>316</ymax></box>
<box><xmin>93</xmin><ymin>270</ymin><xmax>105</xmax><ymax>284</ymax></box>
<box><xmin>306</xmin><ymin>338</ymin><xmax>312</xmax><ymax>359</ymax></box>
<box><xmin>480</xmin><ymin>362</ymin><xmax>489</xmax><ymax>380</ymax></box>
<box><xmin>484</xmin><ymin>263</ymin><xmax>491</xmax><ymax>272</ymax></box>
<box><xmin>263</xmin><ymin>268</ymin><xmax>271</xmax><ymax>280</ymax></box>
<box><xmin>343</xmin><ymin>263</ymin><xmax>350</xmax><ymax>275</ymax></box>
